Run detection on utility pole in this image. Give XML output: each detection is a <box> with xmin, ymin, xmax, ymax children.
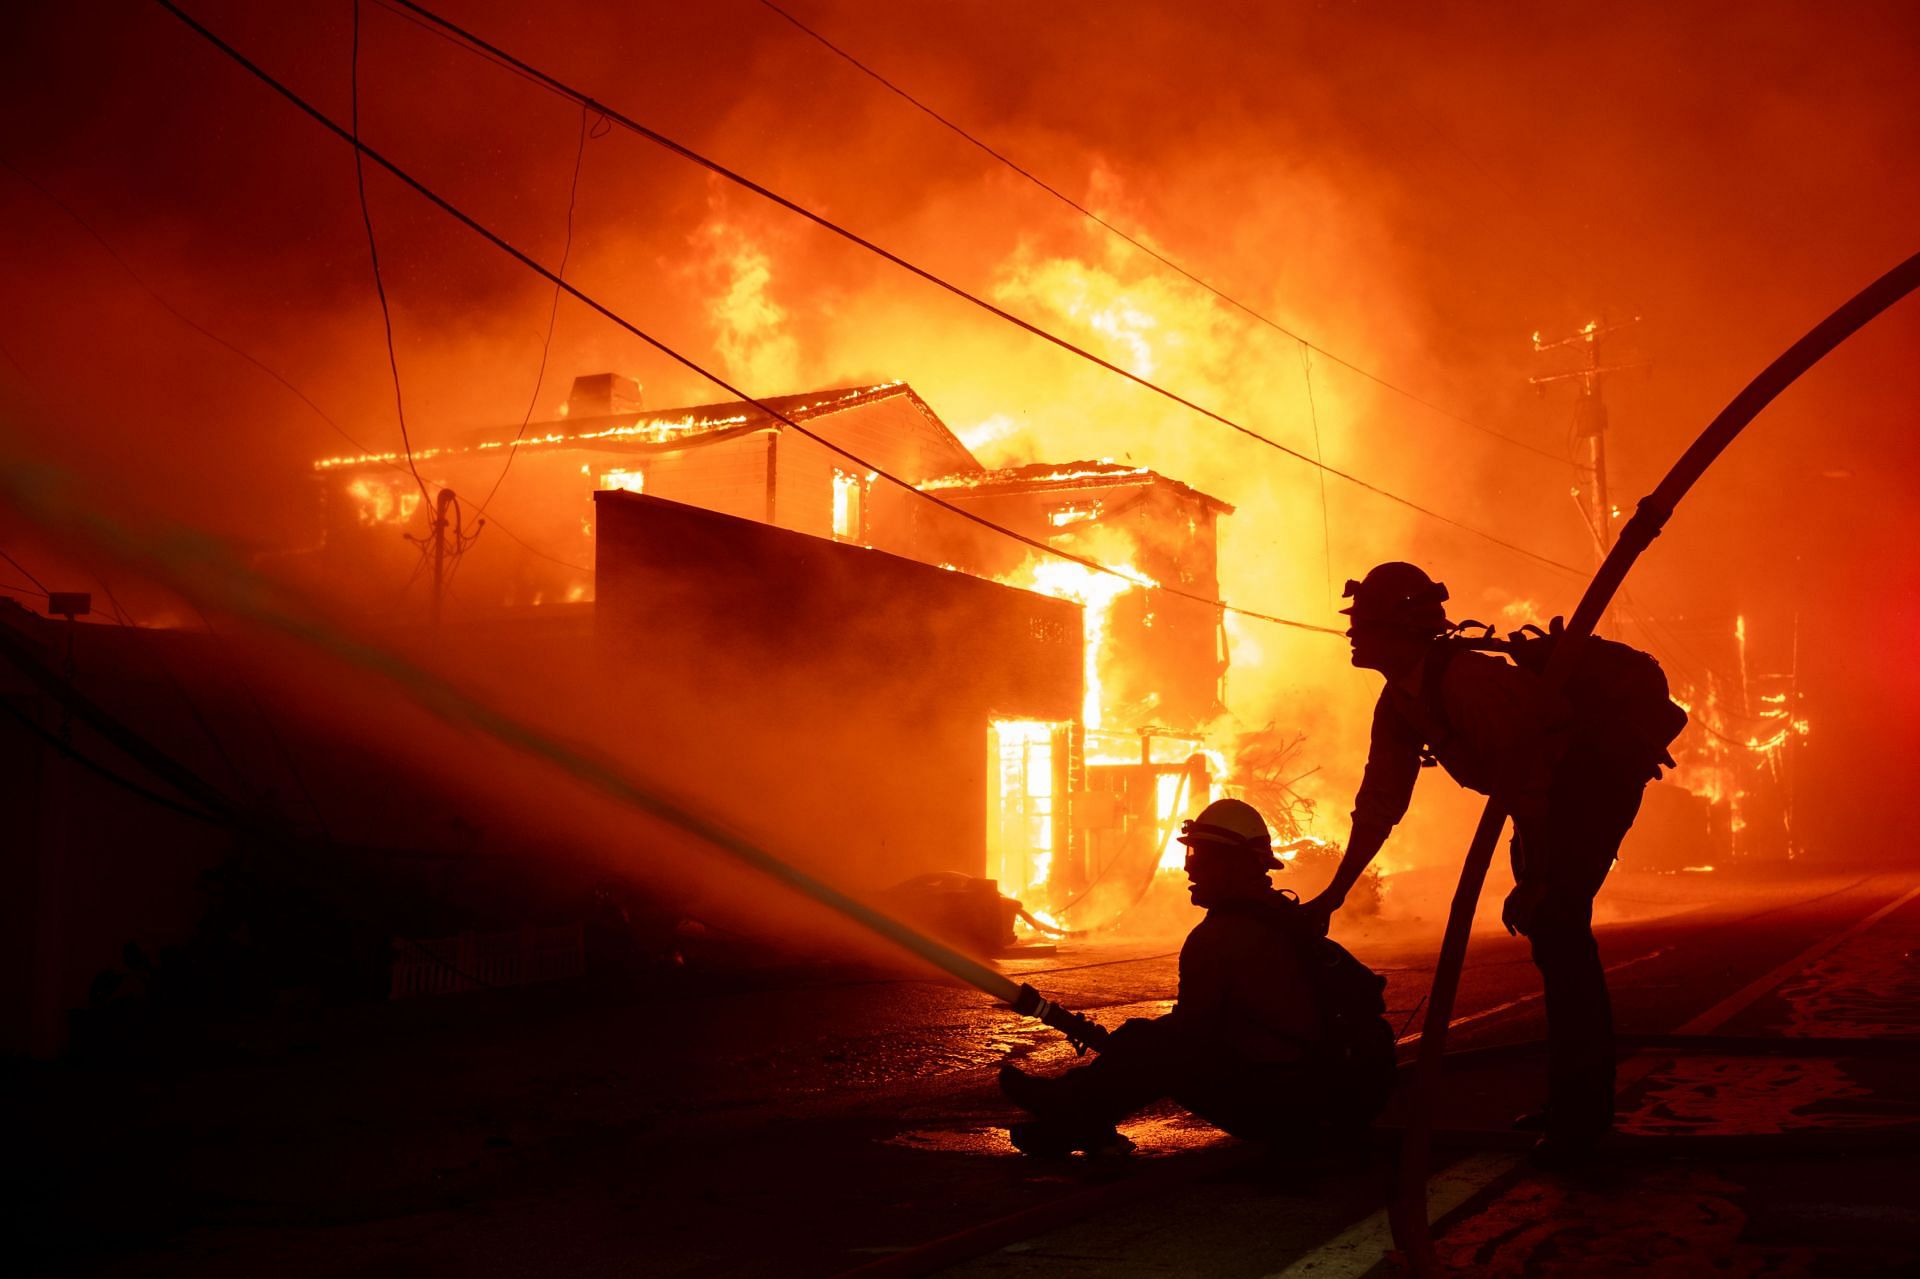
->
<box><xmin>407</xmin><ymin>487</ymin><xmax>467</xmax><ymax>629</ymax></box>
<box><xmin>430</xmin><ymin>488</ymin><xmax>454</xmax><ymax>628</ymax></box>
<box><xmin>1530</xmin><ymin>316</ymin><xmax>1643</xmax><ymax>632</ymax></box>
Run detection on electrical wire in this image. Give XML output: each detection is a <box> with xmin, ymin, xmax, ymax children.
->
<box><xmin>99</xmin><ymin>578</ymin><xmax>264</xmax><ymax>801</ymax></box>
<box><xmin>154</xmin><ymin>0</ymin><xmax>1346</xmax><ymax>634</ymax></box>
<box><xmin>189</xmin><ymin>601</ymin><xmax>336</xmax><ymax>839</ymax></box>
<box><xmin>469</xmin><ymin>101</ymin><xmax>593</xmax><ymax>525</ymax></box>
<box><xmin>1300</xmin><ymin>345</ymin><xmax>1334</xmax><ymax>610</ymax></box>
<box><xmin>755</xmin><ymin>0</ymin><xmax>1568</xmax><ymax>467</ymax></box>
<box><xmin>1</xmin><ymin>151</ymin><xmax>587</xmax><ymax>573</ymax></box>
<box><xmin>0</xmin><ymin>546</ymin><xmax>51</xmax><ymax>594</ymax></box>
<box><xmin>7</xmin><ymin>204</ymin><xmax>587</xmax><ymax>588</ymax></box>
<box><xmin>2</xmin><ymin>602</ymin><xmax>509</xmax><ymax>991</ymax></box>
<box><xmin>370</xmin><ymin>0</ymin><xmax>1587</xmax><ymax>580</ymax></box>
<box><xmin>0</xmin><ymin>696</ymin><xmax>225</xmax><ymax>824</ymax></box>
<box><xmin>0</xmin><ymin>152</ymin><xmax>390</xmax><ymax>468</ymax></box>
<box><xmin>350</xmin><ymin>0</ymin><xmax>431</xmax><ymax>517</ymax></box>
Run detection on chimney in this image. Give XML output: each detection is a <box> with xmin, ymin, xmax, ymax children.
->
<box><xmin>565</xmin><ymin>373</ymin><xmax>643</xmax><ymax>420</ymax></box>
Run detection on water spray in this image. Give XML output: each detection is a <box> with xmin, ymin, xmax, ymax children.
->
<box><xmin>0</xmin><ymin>460</ymin><xmax>1110</xmax><ymax>1054</ymax></box>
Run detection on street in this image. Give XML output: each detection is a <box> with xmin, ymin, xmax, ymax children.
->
<box><xmin>13</xmin><ymin>865</ymin><xmax>1917</xmax><ymax>1277</ymax></box>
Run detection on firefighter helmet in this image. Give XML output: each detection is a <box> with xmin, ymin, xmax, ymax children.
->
<box><xmin>1178</xmin><ymin>798</ymin><xmax>1280</xmax><ymax>865</ymax></box>
<box><xmin>1340</xmin><ymin>562</ymin><xmax>1450</xmax><ymax>634</ymax></box>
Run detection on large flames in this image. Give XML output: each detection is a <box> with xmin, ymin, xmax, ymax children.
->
<box><xmin>999</xmin><ymin>554</ymin><xmax>1155</xmax><ymax>730</ymax></box>
<box><xmin>989</xmin><ymin>546</ymin><xmax>1256</xmax><ymax>924</ymax></box>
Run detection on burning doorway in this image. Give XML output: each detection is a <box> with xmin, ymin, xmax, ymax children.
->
<box><xmin>988</xmin><ymin>720</ymin><xmax>1071</xmax><ymax>908</ymax></box>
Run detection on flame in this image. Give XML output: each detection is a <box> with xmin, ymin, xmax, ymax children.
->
<box><xmin>957</xmin><ymin>413</ymin><xmax>1019</xmax><ymax>452</ymax></box>
<box><xmin>599</xmin><ymin>468</ymin><xmax>646</xmax><ymax>495</ymax></box>
<box><xmin>1002</xmin><ymin>556</ymin><xmax>1156</xmax><ymax>730</ymax></box>
<box><xmin>695</xmin><ymin>217</ymin><xmax>800</xmax><ymax>390</ymax></box>
<box><xmin>345</xmin><ymin>476</ymin><xmax>422</xmax><ymax>528</ymax></box>
<box><xmin>920</xmin><ymin>462</ymin><xmax>1148</xmax><ymax>491</ymax></box>
<box><xmin>990</xmin><ymin>718</ymin><xmax>1061</xmax><ymax>898</ymax></box>
<box><xmin>1018</xmin><ymin>905</ymin><xmax>1064</xmax><ymax>938</ymax></box>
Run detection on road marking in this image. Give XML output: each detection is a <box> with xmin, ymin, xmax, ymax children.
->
<box><xmin>1396</xmin><ymin>947</ymin><xmax>1670</xmax><ymax>1046</ymax></box>
<box><xmin>1673</xmin><ymin>883</ymin><xmax>1920</xmax><ymax>1036</ymax></box>
<box><xmin>1261</xmin><ymin>1153</ymin><xmax>1519</xmax><ymax>1278</ymax></box>
<box><xmin>1277</xmin><ymin>881</ymin><xmax>1918</xmax><ymax>1277</ymax></box>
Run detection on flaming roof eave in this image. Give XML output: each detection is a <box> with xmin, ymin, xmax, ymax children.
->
<box><xmin>919</xmin><ymin>462</ymin><xmax>1234</xmax><ymax>514</ymax></box>
<box><xmin>313</xmin><ymin>381</ymin><xmax>984</xmax><ymax>474</ymax></box>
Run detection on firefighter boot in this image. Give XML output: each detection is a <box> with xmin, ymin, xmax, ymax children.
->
<box><xmin>998</xmin><ymin>1062</ymin><xmax>1078</xmax><ymax>1118</ymax></box>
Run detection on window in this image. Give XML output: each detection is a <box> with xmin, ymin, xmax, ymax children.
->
<box><xmin>832</xmin><ymin>469</ymin><xmax>865</xmax><ymax>542</ymax></box>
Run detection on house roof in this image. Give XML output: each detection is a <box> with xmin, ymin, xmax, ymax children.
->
<box><xmin>312</xmin><ymin>382</ymin><xmax>981</xmax><ymax>474</ymax></box>
<box><xmin>919</xmin><ymin>460</ymin><xmax>1234</xmax><ymax>514</ymax></box>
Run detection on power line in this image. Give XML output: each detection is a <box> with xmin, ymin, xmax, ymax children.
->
<box><xmin>0</xmin><ymin>606</ymin><xmax>507</xmax><ymax>992</ymax></box>
<box><xmin>188</xmin><ymin>600</ymin><xmax>336</xmax><ymax>839</ymax></box>
<box><xmin>351</xmin><ymin>0</ymin><xmax>431</xmax><ymax>514</ymax></box>
<box><xmin>0</xmin><ymin>146</ymin><xmax>588</xmax><ymax>579</ymax></box>
<box><xmin>755</xmin><ymin>0</ymin><xmax>1567</xmax><ymax>467</ymax></box>
<box><xmin>470</xmin><ymin>101</ymin><xmax>593</xmax><ymax>524</ymax></box>
<box><xmin>0</xmin><ymin>152</ymin><xmax>385</xmax><ymax>466</ymax></box>
<box><xmin>1300</xmin><ymin>346</ymin><xmax>1334</xmax><ymax>610</ymax></box>
<box><xmin>152</xmin><ymin>0</ymin><xmax>1343</xmax><ymax>636</ymax></box>
<box><xmin>0</xmin><ymin>696</ymin><xmax>225</xmax><ymax>823</ymax></box>
<box><xmin>371</xmin><ymin>0</ymin><xmax>1586</xmax><ymax>579</ymax></box>
<box><xmin>0</xmin><ymin>546</ymin><xmax>50</xmax><ymax>594</ymax></box>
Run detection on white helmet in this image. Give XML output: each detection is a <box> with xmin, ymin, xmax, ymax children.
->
<box><xmin>1177</xmin><ymin>798</ymin><xmax>1280</xmax><ymax>866</ymax></box>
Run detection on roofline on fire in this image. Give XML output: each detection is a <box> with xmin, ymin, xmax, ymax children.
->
<box><xmin>312</xmin><ymin>381</ymin><xmax>984</xmax><ymax>475</ymax></box>
<box><xmin>918</xmin><ymin>463</ymin><xmax>1234</xmax><ymax>515</ymax></box>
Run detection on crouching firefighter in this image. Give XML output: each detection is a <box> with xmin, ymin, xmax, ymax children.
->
<box><xmin>999</xmin><ymin>799</ymin><xmax>1397</xmax><ymax>1157</ymax></box>
<box><xmin>1304</xmin><ymin>562</ymin><xmax>1684</xmax><ymax>1164</ymax></box>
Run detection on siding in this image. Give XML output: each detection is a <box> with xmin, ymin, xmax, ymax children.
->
<box><xmin>805</xmin><ymin>393</ymin><xmax>979</xmax><ymax>485</ymax></box>
<box><xmin>594</xmin><ymin>491</ymin><xmax>1083</xmax><ymax>886</ymax></box>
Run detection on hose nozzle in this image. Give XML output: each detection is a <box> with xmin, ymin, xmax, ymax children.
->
<box><xmin>1011</xmin><ymin>982</ymin><xmax>1112</xmax><ymax>1055</ymax></box>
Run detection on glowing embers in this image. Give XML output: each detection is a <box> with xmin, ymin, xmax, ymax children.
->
<box><xmin>346</xmin><ymin>476</ymin><xmax>423</xmax><ymax>528</ymax></box>
<box><xmin>599</xmin><ymin>467</ymin><xmax>646</xmax><ymax>495</ymax></box>
<box><xmin>988</xmin><ymin>720</ymin><xmax>1067</xmax><ymax>900</ymax></box>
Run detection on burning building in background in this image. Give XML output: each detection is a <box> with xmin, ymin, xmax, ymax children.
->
<box><xmin>1624</xmin><ymin>611</ymin><xmax>1810</xmax><ymax>873</ymax></box>
<box><xmin>311</xmin><ymin>373</ymin><xmax>1244</xmax><ymax>927</ymax></box>
<box><xmin>591</xmin><ymin>488</ymin><xmax>1082</xmax><ymax>890</ymax></box>
<box><xmin>910</xmin><ymin>462</ymin><xmax>1235</xmax><ymax>918</ymax></box>
<box><xmin>312</xmin><ymin>377</ymin><xmax>982</xmax><ymax>610</ymax></box>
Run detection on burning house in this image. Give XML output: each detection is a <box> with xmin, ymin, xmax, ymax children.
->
<box><xmin>312</xmin><ymin>377</ymin><xmax>981</xmax><ymax>611</ymax></box>
<box><xmin>311</xmin><ymin>376</ymin><xmax>1242</xmax><ymax>922</ymax></box>
<box><xmin>906</xmin><ymin>463</ymin><xmax>1236</xmax><ymax>920</ymax></box>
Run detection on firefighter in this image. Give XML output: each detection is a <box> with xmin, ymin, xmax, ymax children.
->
<box><xmin>998</xmin><ymin>798</ymin><xmax>1391</xmax><ymax>1157</ymax></box>
<box><xmin>1303</xmin><ymin>561</ymin><xmax>1649</xmax><ymax>1165</ymax></box>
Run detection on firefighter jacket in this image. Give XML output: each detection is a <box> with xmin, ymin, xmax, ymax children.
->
<box><xmin>1166</xmin><ymin>888</ymin><xmax>1323</xmax><ymax>1065</ymax></box>
<box><xmin>1350</xmin><ymin>646</ymin><xmax>1570</xmax><ymax>832</ymax></box>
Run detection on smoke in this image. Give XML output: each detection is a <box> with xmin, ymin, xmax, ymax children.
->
<box><xmin>2</xmin><ymin>0</ymin><xmax>1918</xmax><ymax>902</ymax></box>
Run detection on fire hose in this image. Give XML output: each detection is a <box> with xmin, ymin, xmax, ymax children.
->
<box><xmin>1388</xmin><ymin>247</ymin><xmax>1920</xmax><ymax>1277</ymax></box>
<box><xmin>1010</xmin><ymin>983</ymin><xmax>1114</xmax><ymax>1054</ymax></box>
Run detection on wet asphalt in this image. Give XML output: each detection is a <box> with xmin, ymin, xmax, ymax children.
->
<box><xmin>8</xmin><ymin>868</ymin><xmax>1915</xmax><ymax>1277</ymax></box>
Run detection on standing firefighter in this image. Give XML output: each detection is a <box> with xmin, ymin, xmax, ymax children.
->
<box><xmin>999</xmin><ymin>798</ymin><xmax>1396</xmax><ymax>1157</ymax></box>
<box><xmin>1304</xmin><ymin>562</ymin><xmax>1680</xmax><ymax>1164</ymax></box>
